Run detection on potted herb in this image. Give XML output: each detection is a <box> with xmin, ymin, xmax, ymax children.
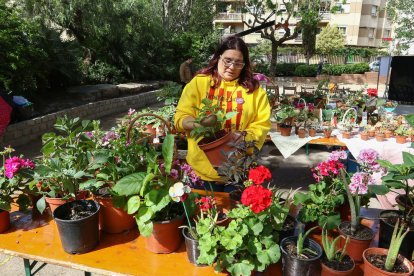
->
<box><xmin>394</xmin><ymin>124</ymin><xmax>409</xmax><ymax>144</ymax></box>
<box><xmin>190</xmin><ymin>98</ymin><xmax>237</xmax><ymax>167</ymax></box>
<box><xmin>321</xmin><ymin>226</ymin><xmax>355</xmax><ymax>275</ymax></box>
<box><xmin>338</xmin><ymin>148</ymin><xmax>382</xmax><ymax>263</ymax></box>
<box><xmin>34</xmin><ymin>116</ymin><xmax>99</xmax><ymax>214</ymax></box>
<box><xmin>280</xmin><ymin>224</ymin><xmax>322</xmax><ymax>276</ymax></box>
<box><xmin>363</xmin><ymin>220</ymin><xmax>413</xmax><ymax>276</ymax></box>
<box><xmin>197</xmin><ymin>183</ymin><xmax>283</xmax><ymax>275</ymax></box>
<box><xmin>0</xmin><ymin>146</ymin><xmax>34</xmax><ymax>232</ymax></box>
<box><xmin>274</xmin><ymin>104</ymin><xmax>298</xmax><ymax>136</ymax></box>
<box><xmin>112</xmin><ymin>134</ymin><xmax>200</xmax><ymax>253</ymax></box>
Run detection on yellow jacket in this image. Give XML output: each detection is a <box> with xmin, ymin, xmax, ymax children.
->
<box><xmin>174</xmin><ymin>74</ymin><xmax>271</xmax><ymax>181</ymax></box>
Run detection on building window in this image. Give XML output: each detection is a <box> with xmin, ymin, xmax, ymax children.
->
<box><xmin>368</xmin><ymin>28</ymin><xmax>375</xmax><ymax>39</ymax></box>
<box><xmin>371</xmin><ymin>5</ymin><xmax>378</xmax><ymax>16</ymax></box>
<box><xmin>384</xmin><ymin>29</ymin><xmax>391</xmax><ymax>38</ymax></box>
<box><xmin>337</xmin><ymin>26</ymin><xmax>347</xmax><ymax>35</ymax></box>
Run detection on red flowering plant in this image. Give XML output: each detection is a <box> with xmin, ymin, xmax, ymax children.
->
<box><xmin>294</xmin><ymin>150</ymin><xmax>348</xmax><ymax>229</ymax></box>
<box><xmin>0</xmin><ymin>146</ymin><xmax>35</xmax><ymax>212</ymax></box>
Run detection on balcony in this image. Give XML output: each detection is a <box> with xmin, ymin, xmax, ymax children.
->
<box><xmin>319</xmin><ymin>12</ymin><xmax>331</xmax><ymax>21</ymax></box>
<box><xmin>214</xmin><ymin>12</ymin><xmax>243</xmax><ymax>22</ymax></box>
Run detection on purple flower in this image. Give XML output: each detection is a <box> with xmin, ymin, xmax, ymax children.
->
<box><xmin>357</xmin><ymin>148</ymin><xmax>379</xmax><ymax>165</ymax></box>
<box><xmin>329</xmin><ymin>150</ymin><xmax>347</xmax><ymax>161</ymax></box>
<box><xmin>170</xmin><ymin>169</ymin><xmax>179</xmax><ymax>179</ymax></box>
<box><xmin>349</xmin><ymin>172</ymin><xmax>374</xmax><ymax>195</ymax></box>
<box><xmin>84</xmin><ymin>131</ymin><xmax>94</xmax><ymax>139</ymax></box>
<box><xmin>4</xmin><ymin>156</ymin><xmax>35</xmax><ymax>178</ymax></box>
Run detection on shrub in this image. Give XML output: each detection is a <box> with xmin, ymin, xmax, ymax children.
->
<box><xmin>322</xmin><ymin>63</ymin><xmax>369</xmax><ymax>75</ymax></box>
<box><xmin>294</xmin><ymin>64</ymin><xmax>318</xmax><ymax>77</ymax></box>
<box><xmin>276</xmin><ymin>63</ymin><xmax>305</xmax><ymax>76</ymax></box>
<box><xmin>84</xmin><ymin>60</ymin><xmax>126</xmax><ymax>84</ymax></box>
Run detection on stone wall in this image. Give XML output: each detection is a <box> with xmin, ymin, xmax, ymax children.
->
<box><xmin>1</xmin><ymin>87</ymin><xmax>160</xmax><ymax>147</ymax></box>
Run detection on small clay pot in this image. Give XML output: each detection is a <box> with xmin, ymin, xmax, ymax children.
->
<box><xmin>360</xmin><ymin>132</ymin><xmax>369</xmax><ymax>141</ymax></box>
<box><xmin>309</xmin><ymin>128</ymin><xmax>317</xmax><ymax>137</ymax></box>
<box><xmin>298</xmin><ymin>129</ymin><xmax>306</xmax><ymax>139</ymax></box>
<box><xmin>395</xmin><ymin>135</ymin><xmax>407</xmax><ymax>144</ymax></box>
<box><xmin>384</xmin><ymin>130</ymin><xmax>393</xmax><ymax>138</ymax></box>
<box><xmin>280</xmin><ymin>126</ymin><xmax>292</xmax><ymax>137</ymax></box>
<box><xmin>368</xmin><ymin>130</ymin><xmax>376</xmax><ymax>137</ymax></box>
<box><xmin>375</xmin><ymin>133</ymin><xmax>385</xmax><ymax>142</ymax></box>
<box><xmin>363</xmin><ymin>247</ymin><xmax>414</xmax><ymax>276</ymax></box>
<box><xmin>323</xmin><ymin>129</ymin><xmax>332</xmax><ymax>138</ymax></box>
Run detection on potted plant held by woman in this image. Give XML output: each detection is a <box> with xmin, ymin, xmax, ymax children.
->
<box><xmin>0</xmin><ymin>146</ymin><xmax>34</xmax><ymax>232</ymax></box>
<box><xmin>190</xmin><ymin>98</ymin><xmax>238</xmax><ymax>167</ymax></box>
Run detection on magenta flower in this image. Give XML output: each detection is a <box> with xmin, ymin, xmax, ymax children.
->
<box><xmin>329</xmin><ymin>150</ymin><xmax>347</xmax><ymax>161</ymax></box>
<box><xmin>357</xmin><ymin>148</ymin><xmax>379</xmax><ymax>165</ymax></box>
<box><xmin>4</xmin><ymin>156</ymin><xmax>35</xmax><ymax>179</ymax></box>
<box><xmin>348</xmin><ymin>172</ymin><xmax>374</xmax><ymax>195</ymax></box>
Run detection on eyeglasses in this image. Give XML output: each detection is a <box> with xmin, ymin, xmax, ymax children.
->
<box><xmin>220</xmin><ymin>56</ymin><xmax>245</xmax><ymax>69</ymax></box>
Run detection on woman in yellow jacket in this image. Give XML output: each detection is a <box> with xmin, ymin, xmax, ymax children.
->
<box><xmin>174</xmin><ymin>36</ymin><xmax>271</xmax><ymax>190</ymax></box>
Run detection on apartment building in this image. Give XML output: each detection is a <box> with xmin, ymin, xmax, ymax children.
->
<box><xmin>213</xmin><ymin>0</ymin><xmax>393</xmax><ymax>48</ymax></box>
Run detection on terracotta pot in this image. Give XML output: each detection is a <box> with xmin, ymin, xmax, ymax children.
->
<box><xmin>360</xmin><ymin>133</ymin><xmax>369</xmax><ymax>141</ymax></box>
<box><xmin>363</xmin><ymin>247</ymin><xmax>414</xmax><ymax>276</ymax></box>
<box><xmin>375</xmin><ymin>133</ymin><xmax>385</xmax><ymax>142</ymax></box>
<box><xmin>342</xmin><ymin>132</ymin><xmax>351</xmax><ymax>139</ymax></box>
<box><xmin>309</xmin><ymin>129</ymin><xmax>317</xmax><ymax>137</ymax></box>
<box><xmin>323</xmin><ymin>129</ymin><xmax>332</xmax><ymax>138</ymax></box>
<box><xmin>368</xmin><ymin>130</ymin><xmax>376</xmax><ymax>137</ymax></box>
<box><xmin>45</xmin><ymin>197</ymin><xmax>74</xmax><ymax>214</ymax></box>
<box><xmin>321</xmin><ymin>257</ymin><xmax>355</xmax><ymax>276</ymax></box>
<box><xmin>411</xmin><ymin>135</ymin><xmax>414</xmax><ymax>143</ymax></box>
<box><xmin>145</xmin><ymin>216</ymin><xmax>184</xmax><ymax>253</ymax></box>
<box><xmin>0</xmin><ymin>210</ymin><xmax>10</xmax><ymax>233</ymax></box>
<box><xmin>384</xmin><ymin>130</ymin><xmax>393</xmax><ymax>139</ymax></box>
<box><xmin>144</xmin><ymin>124</ymin><xmax>157</xmax><ymax>138</ymax></box>
<box><xmin>338</xmin><ymin>221</ymin><xmax>374</xmax><ymax>263</ymax></box>
<box><xmin>199</xmin><ymin>131</ymin><xmax>234</xmax><ymax>167</ymax></box>
<box><xmin>298</xmin><ymin>129</ymin><xmax>306</xmax><ymax>138</ymax></box>
<box><xmin>95</xmin><ymin>196</ymin><xmax>136</xmax><ymax>234</ymax></box>
<box><xmin>280</xmin><ymin>126</ymin><xmax>292</xmax><ymax>137</ymax></box>
<box><xmin>395</xmin><ymin>135</ymin><xmax>407</xmax><ymax>144</ymax></box>
<box><xmin>271</xmin><ymin>121</ymin><xmax>279</xmax><ymax>132</ymax></box>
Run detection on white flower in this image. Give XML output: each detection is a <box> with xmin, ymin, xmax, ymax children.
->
<box><xmin>168</xmin><ymin>182</ymin><xmax>191</xmax><ymax>202</ymax></box>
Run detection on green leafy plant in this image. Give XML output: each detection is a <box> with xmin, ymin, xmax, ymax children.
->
<box><xmin>274</xmin><ymin>104</ymin><xmax>299</xmax><ymax>126</ymax></box>
<box><xmin>156</xmin><ymin>82</ymin><xmax>182</xmax><ymax>105</ymax></box>
<box><xmin>197</xmin><ymin>184</ymin><xmax>283</xmax><ymax>275</ymax></box>
<box><xmin>394</xmin><ymin>124</ymin><xmax>410</xmax><ymax>136</ymax></box>
<box><xmin>190</xmin><ymin>98</ymin><xmax>237</xmax><ymax>141</ymax></box>
<box><xmin>322</xmin><ymin>226</ymin><xmax>350</xmax><ymax>262</ymax></box>
<box><xmin>296</xmin><ymin>225</ymin><xmax>318</xmax><ymax>258</ymax></box>
<box><xmin>384</xmin><ymin>220</ymin><xmax>410</xmax><ymax>272</ymax></box>
<box><xmin>35</xmin><ymin>116</ymin><xmax>100</xmax><ymax>213</ymax></box>
<box><xmin>112</xmin><ymin>134</ymin><xmax>199</xmax><ymax>236</ymax></box>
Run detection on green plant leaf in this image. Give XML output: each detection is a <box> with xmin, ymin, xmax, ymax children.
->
<box><xmin>113</xmin><ymin>172</ymin><xmax>145</xmax><ymax>196</ymax></box>
<box><xmin>36</xmin><ymin>197</ymin><xmax>46</xmax><ymax>214</ymax></box>
<box><xmin>136</xmin><ymin>218</ymin><xmax>153</xmax><ymax>237</ymax></box>
<box><xmin>145</xmin><ymin>189</ymin><xmax>170</xmax><ymax>213</ymax></box>
<box><xmin>227</xmin><ymin>261</ymin><xmax>255</xmax><ymax>276</ymax></box>
<box><xmin>127</xmin><ymin>195</ymin><xmax>141</xmax><ymax>214</ymax></box>
<box><xmin>162</xmin><ymin>134</ymin><xmax>175</xmax><ymax>174</ymax></box>
<box><xmin>402</xmin><ymin>152</ymin><xmax>414</xmax><ymax>166</ymax></box>
<box><xmin>369</xmin><ymin>184</ymin><xmax>390</xmax><ymax>195</ymax></box>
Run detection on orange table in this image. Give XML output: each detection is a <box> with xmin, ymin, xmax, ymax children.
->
<box><xmin>0</xmin><ymin>193</ymin><xmax>379</xmax><ymax>276</ymax></box>
<box><xmin>305</xmin><ymin>136</ymin><xmax>347</xmax><ymax>155</ymax></box>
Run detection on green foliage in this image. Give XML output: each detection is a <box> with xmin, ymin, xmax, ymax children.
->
<box><xmin>297</xmin><ymin>225</ymin><xmax>318</xmax><ymax>257</ymax></box>
<box><xmin>294</xmin><ymin>64</ymin><xmax>318</xmax><ymax>77</ymax></box>
<box><xmin>294</xmin><ymin>180</ymin><xmax>344</xmax><ymax>230</ymax></box>
<box><xmin>156</xmin><ymin>82</ymin><xmax>182</xmax><ymax>106</ymax></box>
<box><xmin>190</xmin><ymin>98</ymin><xmax>237</xmax><ymax>140</ymax></box>
<box><xmin>316</xmin><ymin>25</ymin><xmax>345</xmax><ymax>54</ymax></box>
<box><xmin>322</xmin><ymin>63</ymin><xmax>369</xmax><ymax>75</ymax></box>
<box><xmin>300</xmin><ymin>0</ymin><xmax>320</xmax><ymax>63</ymax></box>
<box><xmin>197</xmin><ymin>205</ymin><xmax>281</xmax><ymax>275</ymax></box>
<box><xmin>322</xmin><ymin>226</ymin><xmax>349</xmax><ymax>262</ymax></box>
<box><xmin>274</xmin><ymin>105</ymin><xmax>299</xmax><ymax>125</ymax></box>
<box><xmin>385</xmin><ymin>220</ymin><xmax>410</xmax><ymax>271</ymax></box>
<box><xmin>387</xmin><ymin>0</ymin><xmax>414</xmax><ymax>54</ymax></box>
<box><xmin>83</xmin><ymin>60</ymin><xmax>125</xmax><ymax>84</ymax></box>
<box><xmin>277</xmin><ymin>63</ymin><xmax>306</xmax><ymax>76</ymax></box>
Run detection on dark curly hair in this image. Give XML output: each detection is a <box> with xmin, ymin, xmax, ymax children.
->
<box><xmin>197</xmin><ymin>35</ymin><xmax>259</xmax><ymax>93</ymax></box>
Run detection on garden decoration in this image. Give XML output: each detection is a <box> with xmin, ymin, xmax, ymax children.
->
<box><xmin>280</xmin><ymin>224</ymin><xmax>322</xmax><ymax>276</ymax></box>
<box><xmin>337</xmin><ymin>107</ymin><xmax>358</xmax><ymax>133</ymax></box>
<box><xmin>34</xmin><ymin>116</ymin><xmax>100</xmax><ymax>214</ymax></box>
<box><xmin>197</xmin><ymin>181</ymin><xmax>283</xmax><ymax>275</ymax></box>
<box><xmin>321</xmin><ymin>225</ymin><xmax>355</xmax><ymax>275</ymax></box>
<box><xmin>363</xmin><ymin>220</ymin><xmax>413</xmax><ymax>276</ymax></box>
<box><xmin>338</xmin><ymin>148</ymin><xmax>382</xmax><ymax>262</ymax></box>
<box><xmin>53</xmin><ymin>199</ymin><xmax>100</xmax><ymax>254</ymax></box>
<box><xmin>0</xmin><ymin>146</ymin><xmax>34</xmax><ymax>232</ymax></box>
<box><xmin>294</xmin><ymin>150</ymin><xmax>347</xmax><ymax>230</ymax></box>
<box><xmin>190</xmin><ymin>98</ymin><xmax>238</xmax><ymax>167</ymax></box>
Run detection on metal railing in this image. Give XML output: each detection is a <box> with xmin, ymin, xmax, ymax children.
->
<box><xmin>215</xmin><ymin>13</ymin><xmax>242</xmax><ymax>20</ymax></box>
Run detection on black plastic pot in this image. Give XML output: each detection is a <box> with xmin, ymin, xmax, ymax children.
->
<box><xmin>379</xmin><ymin>210</ymin><xmax>414</xmax><ymax>259</ymax></box>
<box><xmin>182</xmin><ymin>228</ymin><xmax>206</xmax><ymax>266</ymax></box>
<box><xmin>279</xmin><ymin>215</ymin><xmax>297</xmax><ymax>243</ymax></box>
<box><xmin>280</xmin><ymin>236</ymin><xmax>322</xmax><ymax>276</ymax></box>
<box><xmin>53</xmin><ymin>200</ymin><xmax>100</xmax><ymax>254</ymax></box>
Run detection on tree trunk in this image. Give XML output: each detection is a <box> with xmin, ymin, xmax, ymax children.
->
<box><xmin>270</xmin><ymin>41</ymin><xmax>278</xmax><ymax>77</ymax></box>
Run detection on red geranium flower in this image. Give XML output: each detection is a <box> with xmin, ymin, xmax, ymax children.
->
<box><xmin>241</xmin><ymin>185</ymin><xmax>272</xmax><ymax>213</ymax></box>
<box><xmin>248</xmin><ymin>165</ymin><xmax>272</xmax><ymax>185</ymax></box>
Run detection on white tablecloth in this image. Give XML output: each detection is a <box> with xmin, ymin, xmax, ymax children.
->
<box><xmin>336</xmin><ymin>134</ymin><xmax>414</xmax><ymax>209</ymax></box>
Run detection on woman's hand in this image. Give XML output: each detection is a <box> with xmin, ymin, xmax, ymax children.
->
<box><xmin>183</xmin><ymin>116</ymin><xmax>201</xmax><ymax>130</ymax></box>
